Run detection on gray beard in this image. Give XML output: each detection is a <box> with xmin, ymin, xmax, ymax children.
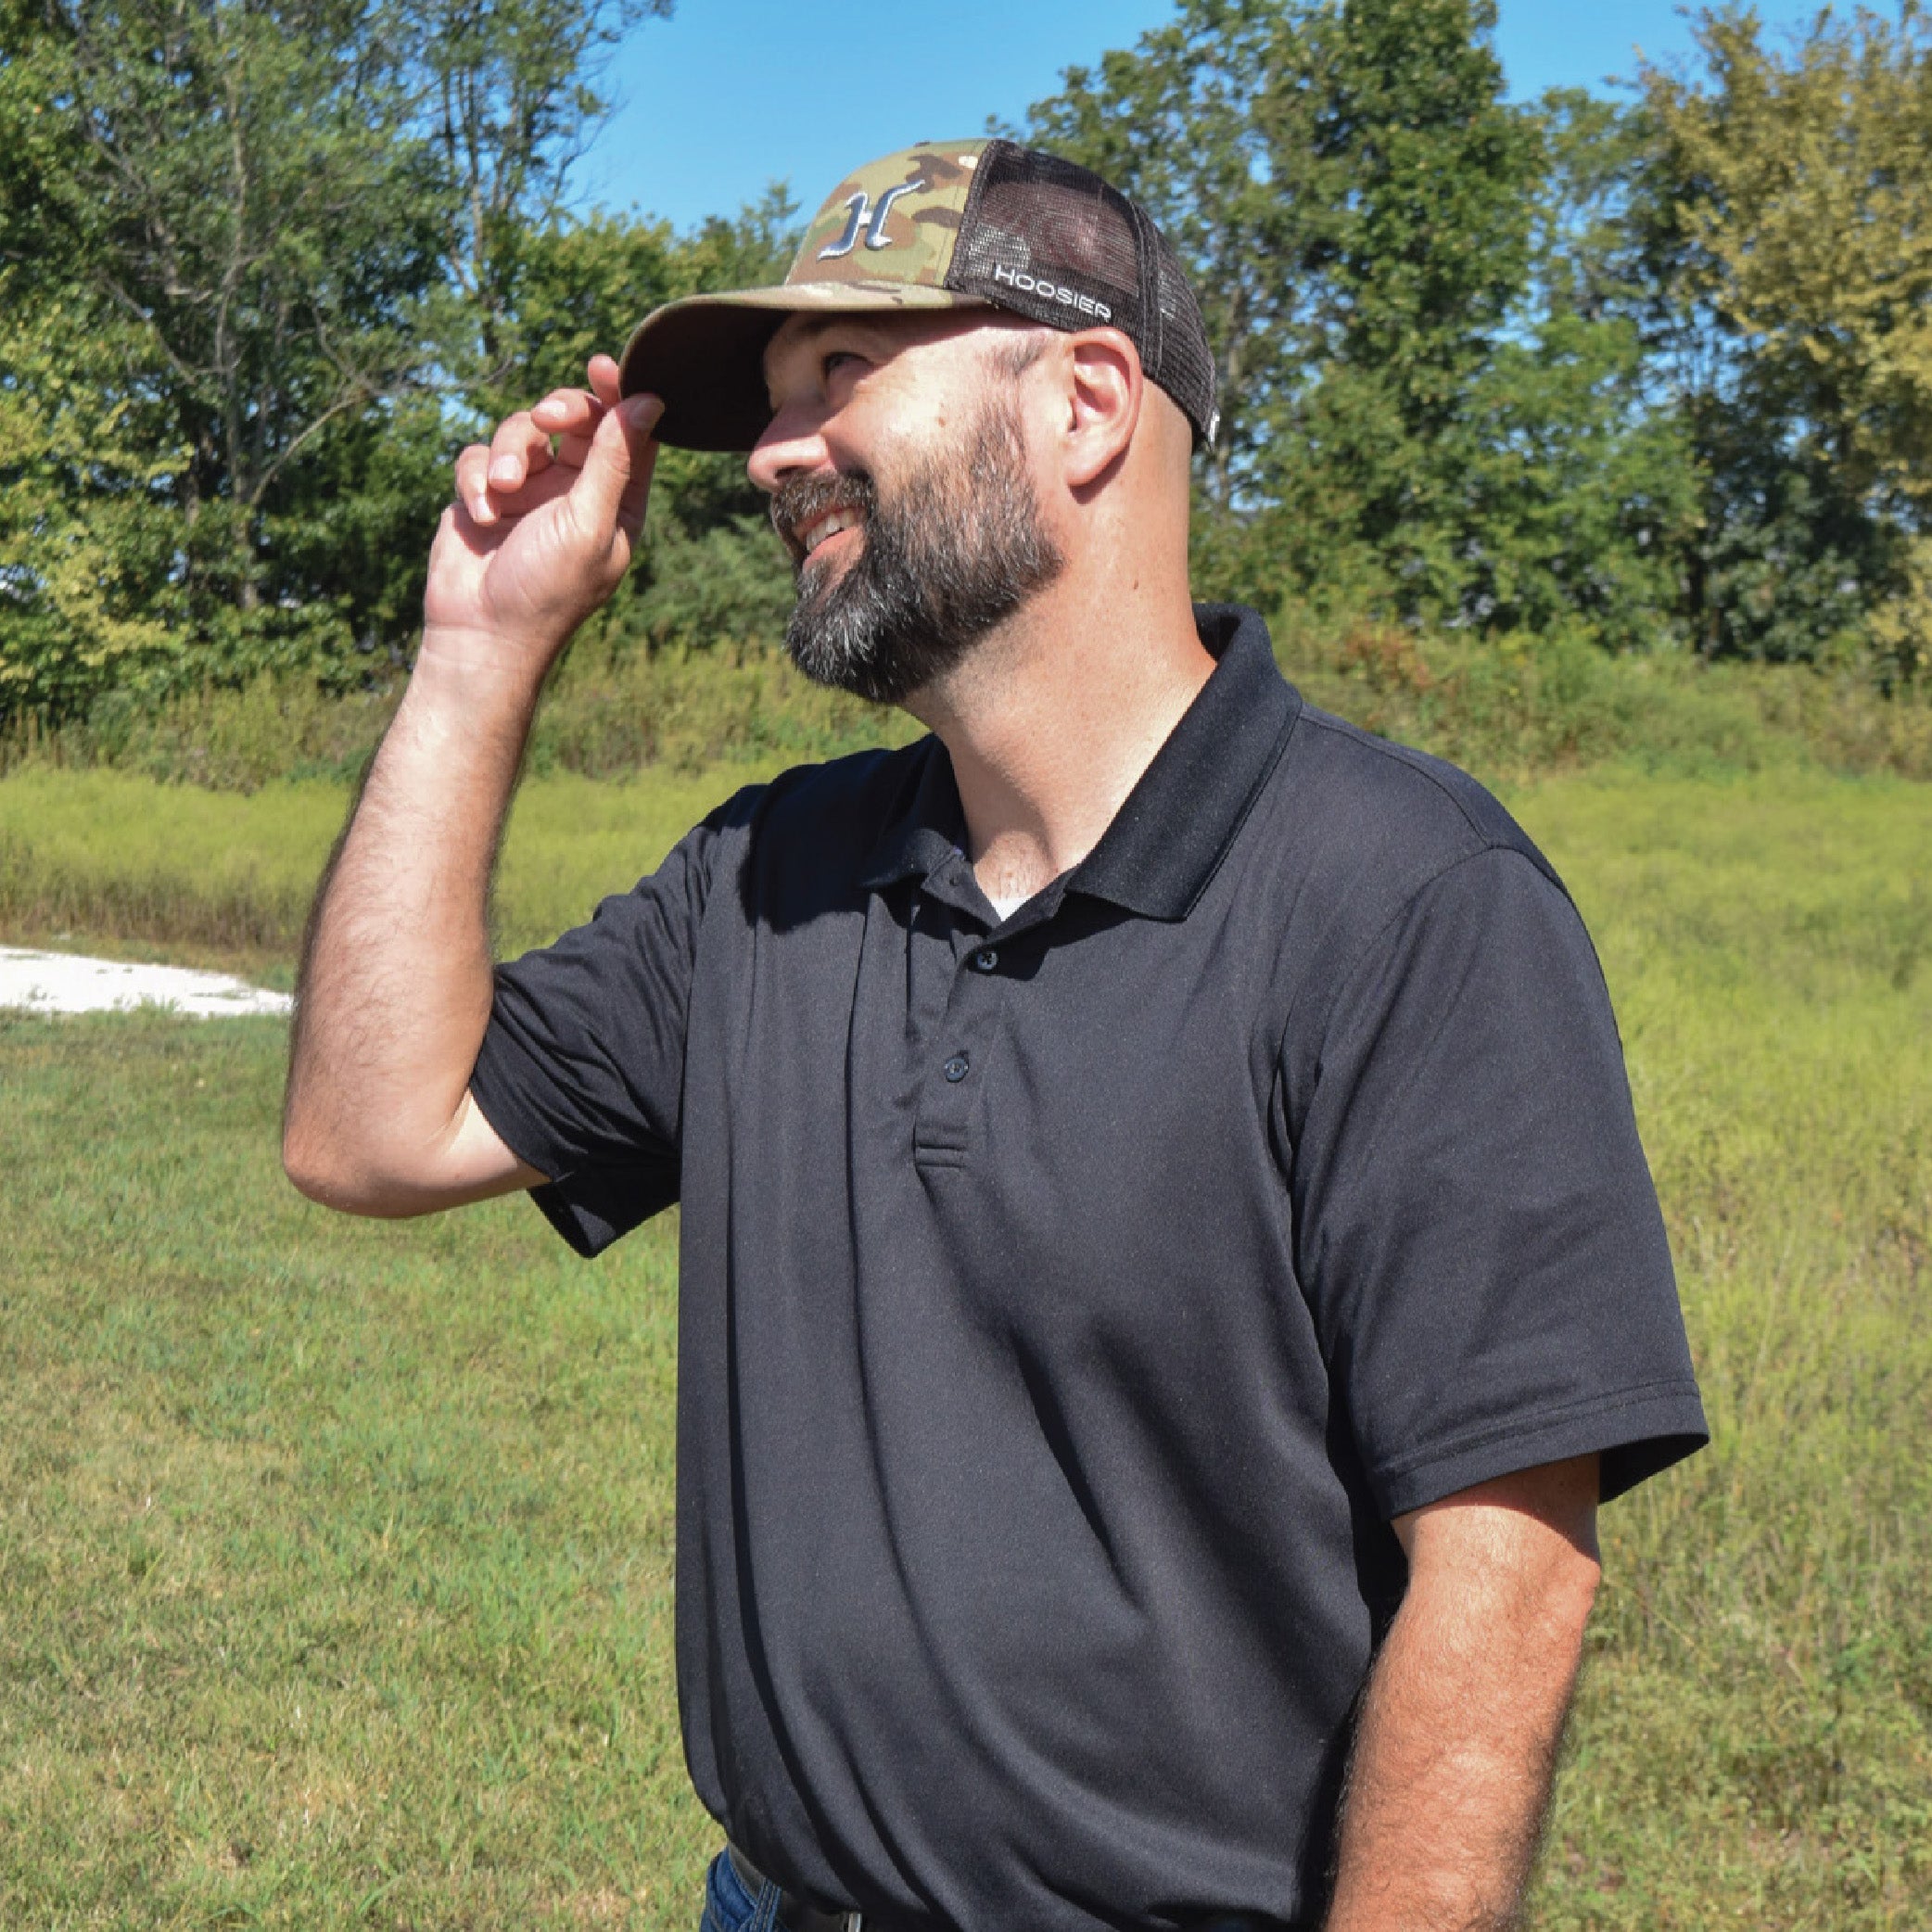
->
<box><xmin>773</xmin><ymin>402</ymin><xmax>1062</xmax><ymax>707</ymax></box>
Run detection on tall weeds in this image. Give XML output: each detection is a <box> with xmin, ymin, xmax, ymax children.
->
<box><xmin>6</xmin><ymin>618</ymin><xmax>1930</xmax><ymax>797</ymax></box>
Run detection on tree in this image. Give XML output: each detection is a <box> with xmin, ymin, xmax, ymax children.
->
<box><xmin>1270</xmin><ymin>0</ymin><xmax>1538</xmax><ymax>616</ymax></box>
<box><xmin>1639</xmin><ymin>4</ymin><xmax>1932</xmax><ymax>678</ymax></box>
<box><xmin>1445</xmin><ymin>92</ymin><xmax>1699</xmax><ymax>650</ymax></box>
<box><xmin>0</xmin><ymin>0</ymin><xmax>177</xmax><ymax>712</ymax></box>
<box><xmin>390</xmin><ymin>0</ymin><xmax>674</xmax><ymax>396</ymax></box>
<box><xmin>0</xmin><ymin>287</ymin><xmax>183</xmax><ymax>715</ymax></box>
<box><xmin>1027</xmin><ymin>0</ymin><xmax>1543</xmax><ymax>623</ymax></box>
<box><xmin>1</xmin><ymin>0</ymin><xmax>453</xmax><ymax>706</ymax></box>
<box><xmin>0</xmin><ymin>0</ymin><xmax>690</xmax><ymax>718</ymax></box>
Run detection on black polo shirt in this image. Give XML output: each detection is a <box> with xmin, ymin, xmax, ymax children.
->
<box><xmin>469</xmin><ymin>604</ymin><xmax>1706</xmax><ymax>1932</ymax></box>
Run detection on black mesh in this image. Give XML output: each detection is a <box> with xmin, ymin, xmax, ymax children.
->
<box><xmin>946</xmin><ymin>141</ymin><xmax>1218</xmax><ymax>449</ymax></box>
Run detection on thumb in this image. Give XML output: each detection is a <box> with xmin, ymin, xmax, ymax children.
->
<box><xmin>577</xmin><ymin>392</ymin><xmax>664</xmax><ymax>539</ymax></box>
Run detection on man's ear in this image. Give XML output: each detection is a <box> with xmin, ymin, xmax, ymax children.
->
<box><xmin>1061</xmin><ymin>330</ymin><xmax>1143</xmax><ymax>489</ymax></box>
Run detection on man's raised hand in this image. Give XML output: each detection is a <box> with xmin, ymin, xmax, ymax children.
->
<box><xmin>425</xmin><ymin>355</ymin><xmax>663</xmax><ymax>683</ymax></box>
<box><xmin>286</xmin><ymin>354</ymin><xmax>658</xmax><ymax>1215</ymax></box>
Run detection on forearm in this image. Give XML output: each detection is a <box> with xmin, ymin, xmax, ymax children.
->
<box><xmin>285</xmin><ymin>365</ymin><xmax>657</xmax><ymax>1211</ymax></box>
<box><xmin>1323</xmin><ymin>1467</ymin><xmax>1600</xmax><ymax>1932</ymax></box>
<box><xmin>283</xmin><ymin>637</ymin><xmax>541</xmax><ymax>1210</ymax></box>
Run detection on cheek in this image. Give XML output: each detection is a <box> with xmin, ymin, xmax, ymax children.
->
<box><xmin>861</xmin><ymin>359</ymin><xmax>968</xmax><ymax>452</ymax></box>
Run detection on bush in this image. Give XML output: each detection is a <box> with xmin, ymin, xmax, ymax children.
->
<box><xmin>1271</xmin><ymin>608</ymin><xmax>1932</xmax><ymax>783</ymax></box>
<box><xmin>6</xmin><ymin>607</ymin><xmax>1930</xmax><ymax>797</ymax></box>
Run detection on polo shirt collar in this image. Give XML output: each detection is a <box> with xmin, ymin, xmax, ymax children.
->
<box><xmin>1070</xmin><ymin>604</ymin><xmax>1297</xmax><ymax>919</ymax></box>
<box><xmin>858</xmin><ymin>731</ymin><xmax>971</xmax><ymax>894</ymax></box>
<box><xmin>858</xmin><ymin>604</ymin><xmax>1299</xmax><ymax>921</ymax></box>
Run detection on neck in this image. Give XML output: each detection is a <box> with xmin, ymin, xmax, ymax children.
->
<box><xmin>905</xmin><ymin>552</ymin><xmax>1214</xmax><ymax>908</ymax></box>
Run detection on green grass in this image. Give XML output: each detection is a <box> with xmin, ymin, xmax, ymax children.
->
<box><xmin>1501</xmin><ymin>773</ymin><xmax>1932</xmax><ymax>1927</ymax></box>
<box><xmin>2</xmin><ymin>764</ymin><xmax>1929</xmax><ymax>1926</ymax></box>
<box><xmin>0</xmin><ymin>1013</ymin><xmax>709</xmax><ymax>1929</ymax></box>
<box><xmin>0</xmin><ymin>764</ymin><xmax>770</xmax><ymax>971</ymax></box>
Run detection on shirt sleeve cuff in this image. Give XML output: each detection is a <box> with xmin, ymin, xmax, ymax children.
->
<box><xmin>467</xmin><ymin>1053</ymin><xmax>676</xmax><ymax>1260</ymax></box>
<box><xmin>1372</xmin><ymin>1380</ymin><xmax>1710</xmax><ymax>1519</ymax></box>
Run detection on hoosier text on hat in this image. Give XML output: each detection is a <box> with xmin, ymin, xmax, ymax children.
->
<box><xmin>990</xmin><ymin>260</ymin><xmax>1113</xmax><ymax>322</ymax></box>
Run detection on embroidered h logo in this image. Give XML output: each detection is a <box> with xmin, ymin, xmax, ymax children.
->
<box><xmin>818</xmin><ymin>180</ymin><xmax>920</xmax><ymax>260</ymax></box>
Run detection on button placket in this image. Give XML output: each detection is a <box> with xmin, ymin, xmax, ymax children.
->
<box><xmin>913</xmin><ymin>939</ymin><xmax>1007</xmax><ymax>1166</ymax></box>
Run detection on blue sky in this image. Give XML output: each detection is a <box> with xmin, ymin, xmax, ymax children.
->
<box><xmin>578</xmin><ymin>0</ymin><xmax>1836</xmax><ymax>233</ymax></box>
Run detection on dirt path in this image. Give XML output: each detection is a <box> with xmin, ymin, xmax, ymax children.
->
<box><xmin>0</xmin><ymin>947</ymin><xmax>293</xmax><ymax>1018</ymax></box>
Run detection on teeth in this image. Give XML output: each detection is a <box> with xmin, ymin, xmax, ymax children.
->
<box><xmin>801</xmin><ymin>508</ymin><xmax>860</xmax><ymax>555</ymax></box>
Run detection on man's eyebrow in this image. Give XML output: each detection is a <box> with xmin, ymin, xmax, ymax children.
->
<box><xmin>763</xmin><ymin>314</ymin><xmax>890</xmax><ymax>397</ymax></box>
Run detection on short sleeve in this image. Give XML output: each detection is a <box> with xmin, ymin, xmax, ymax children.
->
<box><xmin>1290</xmin><ymin>845</ymin><xmax>1707</xmax><ymax>1517</ymax></box>
<box><xmin>468</xmin><ymin>799</ymin><xmax>743</xmax><ymax>1258</ymax></box>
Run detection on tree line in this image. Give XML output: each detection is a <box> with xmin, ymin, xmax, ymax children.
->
<box><xmin>3</xmin><ymin>0</ymin><xmax>1929</xmax><ymax>728</ymax></box>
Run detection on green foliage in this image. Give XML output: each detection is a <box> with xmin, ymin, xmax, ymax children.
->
<box><xmin>1027</xmin><ymin>1</ymin><xmax>1695</xmax><ymax>650</ymax></box>
<box><xmin>0</xmin><ymin>630</ymin><xmax>928</xmax><ymax>807</ymax></box>
<box><xmin>0</xmin><ymin>301</ymin><xmax>182</xmax><ymax>713</ymax></box>
<box><xmin>1257</xmin><ymin>0</ymin><xmax>1538</xmax><ymax>616</ymax></box>
<box><xmin>1273</xmin><ymin>609</ymin><xmax>1932</xmax><ymax>782</ymax></box>
<box><xmin>0</xmin><ymin>0</ymin><xmax>455</xmax><ymax>714</ymax></box>
<box><xmin>8</xmin><ymin>627</ymin><xmax>1930</xmax><ymax>830</ymax></box>
<box><xmin>11</xmin><ymin>0</ymin><xmax>1932</xmax><ymax>731</ymax></box>
<box><xmin>1444</xmin><ymin>92</ymin><xmax>1703</xmax><ymax>652</ymax></box>
<box><xmin>615</xmin><ymin>516</ymin><xmax>798</xmax><ymax>658</ymax></box>
<box><xmin>1453</xmin><ymin>308</ymin><xmax>1696</xmax><ymax>651</ymax></box>
<box><xmin>0</xmin><ymin>0</ymin><xmax>703</xmax><ymax>725</ymax></box>
<box><xmin>391</xmin><ymin>0</ymin><xmax>674</xmax><ymax>388</ymax></box>
<box><xmin>1638</xmin><ymin>4</ymin><xmax>1932</xmax><ymax>678</ymax></box>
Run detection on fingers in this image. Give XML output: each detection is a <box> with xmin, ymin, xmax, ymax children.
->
<box><xmin>450</xmin><ymin>462</ymin><xmax>580</xmax><ymax>531</ymax></box>
<box><xmin>529</xmin><ymin>382</ymin><xmax>604</xmax><ymax>440</ymax></box>
<box><xmin>455</xmin><ymin>416</ymin><xmax>550</xmax><ymax>527</ymax></box>
<box><xmin>489</xmin><ymin>411</ymin><xmax>553</xmax><ymax>490</ymax></box>
<box><xmin>587</xmin><ymin>354</ymin><xmax>621</xmax><ymax>409</ymax></box>
<box><xmin>573</xmin><ymin>392</ymin><xmax>664</xmax><ymax>545</ymax></box>
<box><xmin>458</xmin><ymin>384</ymin><xmax>610</xmax><ymax>525</ymax></box>
<box><xmin>448</xmin><ymin>372</ymin><xmax>658</xmax><ymax>571</ymax></box>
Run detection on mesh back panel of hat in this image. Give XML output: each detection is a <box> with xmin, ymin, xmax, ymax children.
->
<box><xmin>946</xmin><ymin>142</ymin><xmax>1218</xmax><ymax>447</ymax></box>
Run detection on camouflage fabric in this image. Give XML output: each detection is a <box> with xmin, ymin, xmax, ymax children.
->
<box><xmin>617</xmin><ymin>131</ymin><xmax>1218</xmax><ymax>461</ymax></box>
<box><xmin>616</xmin><ymin>141</ymin><xmax>995</xmax><ymax>451</ymax></box>
<box><xmin>786</xmin><ymin>140</ymin><xmax>985</xmax><ymax>295</ymax></box>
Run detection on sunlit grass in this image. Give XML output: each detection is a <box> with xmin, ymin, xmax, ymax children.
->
<box><xmin>1505</xmin><ymin>771</ymin><xmax>1932</xmax><ymax>1928</ymax></box>
<box><xmin>0</xmin><ymin>1011</ymin><xmax>708</xmax><ymax>1929</ymax></box>
<box><xmin>1</xmin><ymin>764</ymin><xmax>1927</xmax><ymax>1926</ymax></box>
<box><xmin>0</xmin><ymin>763</ymin><xmax>772</xmax><ymax>971</ymax></box>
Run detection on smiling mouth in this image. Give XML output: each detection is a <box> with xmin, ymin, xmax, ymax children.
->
<box><xmin>772</xmin><ymin>471</ymin><xmax>875</xmax><ymax>567</ymax></box>
<box><xmin>797</xmin><ymin>507</ymin><xmax>863</xmax><ymax>560</ymax></box>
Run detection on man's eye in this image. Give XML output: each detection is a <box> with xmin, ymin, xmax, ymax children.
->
<box><xmin>822</xmin><ymin>350</ymin><xmax>863</xmax><ymax>382</ymax></box>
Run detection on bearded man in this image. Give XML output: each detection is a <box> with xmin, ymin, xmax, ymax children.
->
<box><xmin>285</xmin><ymin>141</ymin><xmax>1706</xmax><ymax>1932</ymax></box>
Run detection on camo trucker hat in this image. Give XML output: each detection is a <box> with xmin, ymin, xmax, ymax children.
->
<box><xmin>616</xmin><ymin>137</ymin><xmax>1219</xmax><ymax>452</ymax></box>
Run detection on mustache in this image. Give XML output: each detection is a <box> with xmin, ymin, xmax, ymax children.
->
<box><xmin>769</xmin><ymin>469</ymin><xmax>878</xmax><ymax>564</ymax></box>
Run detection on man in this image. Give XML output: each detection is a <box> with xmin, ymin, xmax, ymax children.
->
<box><xmin>285</xmin><ymin>140</ymin><xmax>1707</xmax><ymax>1931</ymax></box>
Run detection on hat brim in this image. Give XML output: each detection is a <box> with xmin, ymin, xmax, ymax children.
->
<box><xmin>616</xmin><ymin>283</ymin><xmax>988</xmax><ymax>452</ymax></box>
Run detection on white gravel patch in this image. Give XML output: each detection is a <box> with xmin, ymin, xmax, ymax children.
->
<box><xmin>0</xmin><ymin>947</ymin><xmax>293</xmax><ymax>1019</ymax></box>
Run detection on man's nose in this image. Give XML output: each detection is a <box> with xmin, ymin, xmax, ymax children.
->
<box><xmin>746</xmin><ymin>400</ymin><xmax>833</xmax><ymax>495</ymax></box>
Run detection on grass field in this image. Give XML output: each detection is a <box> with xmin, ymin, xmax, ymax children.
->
<box><xmin>3</xmin><ymin>758</ymin><xmax>1929</xmax><ymax>1928</ymax></box>
<box><xmin>0</xmin><ymin>764</ymin><xmax>769</xmax><ymax>972</ymax></box>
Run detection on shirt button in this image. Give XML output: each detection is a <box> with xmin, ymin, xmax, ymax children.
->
<box><xmin>943</xmin><ymin>1053</ymin><xmax>971</xmax><ymax>1084</ymax></box>
<box><xmin>972</xmin><ymin>947</ymin><xmax>998</xmax><ymax>973</ymax></box>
